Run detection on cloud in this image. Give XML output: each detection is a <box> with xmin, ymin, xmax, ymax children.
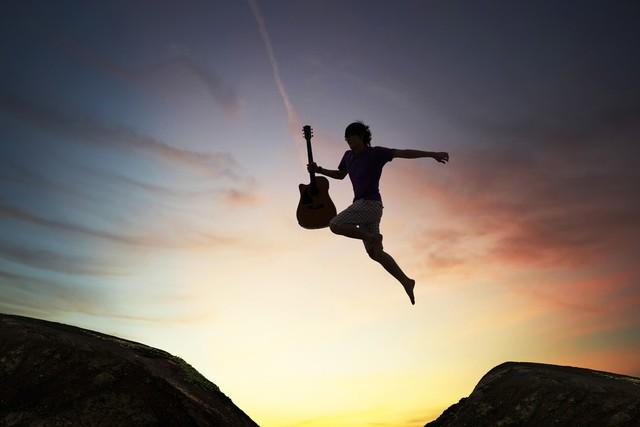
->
<box><xmin>0</xmin><ymin>239</ymin><xmax>128</xmax><ymax>277</ymax></box>
<box><xmin>534</xmin><ymin>271</ymin><xmax>639</xmax><ymax>331</ymax></box>
<box><xmin>414</xmin><ymin>103</ymin><xmax>640</xmax><ymax>270</ymax></box>
<box><xmin>0</xmin><ymin>202</ymin><xmax>236</xmax><ymax>250</ymax></box>
<box><xmin>400</xmin><ymin>103</ymin><xmax>640</xmax><ymax>363</ymax></box>
<box><xmin>1</xmin><ymin>160</ymin><xmax>94</xmax><ymax>203</ymax></box>
<box><xmin>70</xmin><ymin>161</ymin><xmax>258</xmax><ymax>205</ymax></box>
<box><xmin>87</xmin><ymin>168</ymin><xmax>262</xmax><ymax>209</ymax></box>
<box><xmin>0</xmin><ymin>128</ymin><xmax>259</xmax><ymax>296</ymax></box>
<box><xmin>53</xmin><ymin>36</ymin><xmax>240</xmax><ymax>117</ymax></box>
<box><xmin>3</xmin><ymin>158</ymin><xmax>262</xmax><ymax>217</ymax></box>
<box><xmin>173</xmin><ymin>56</ymin><xmax>240</xmax><ymax>117</ymax></box>
<box><xmin>303</xmin><ymin>54</ymin><xmax>413</xmax><ymax>110</ymax></box>
<box><xmin>0</xmin><ymin>269</ymin><xmax>212</xmax><ymax>324</ymax></box>
<box><xmin>0</xmin><ymin>90</ymin><xmax>240</xmax><ymax>179</ymax></box>
<box><xmin>0</xmin><ymin>157</ymin><xmax>263</xmax><ymax>293</ymax></box>
<box><xmin>0</xmin><ymin>269</ymin><xmax>108</xmax><ymax>316</ymax></box>
<box><xmin>411</xmin><ymin>228</ymin><xmax>471</xmax><ymax>272</ymax></box>
<box><xmin>221</xmin><ymin>188</ymin><xmax>262</xmax><ymax>207</ymax></box>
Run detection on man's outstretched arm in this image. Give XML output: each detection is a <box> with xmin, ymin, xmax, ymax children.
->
<box><xmin>393</xmin><ymin>149</ymin><xmax>449</xmax><ymax>163</ymax></box>
<box><xmin>307</xmin><ymin>162</ymin><xmax>348</xmax><ymax>179</ymax></box>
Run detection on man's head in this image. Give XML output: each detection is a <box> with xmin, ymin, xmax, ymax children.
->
<box><xmin>345</xmin><ymin>121</ymin><xmax>372</xmax><ymax>152</ymax></box>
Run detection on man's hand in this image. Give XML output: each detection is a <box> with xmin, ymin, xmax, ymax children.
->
<box><xmin>433</xmin><ymin>152</ymin><xmax>449</xmax><ymax>164</ymax></box>
<box><xmin>306</xmin><ymin>164</ymin><xmax>347</xmax><ymax>180</ymax></box>
<box><xmin>307</xmin><ymin>162</ymin><xmax>320</xmax><ymax>173</ymax></box>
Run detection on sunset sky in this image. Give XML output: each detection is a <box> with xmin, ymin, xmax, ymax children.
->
<box><xmin>1</xmin><ymin>1</ymin><xmax>639</xmax><ymax>426</ymax></box>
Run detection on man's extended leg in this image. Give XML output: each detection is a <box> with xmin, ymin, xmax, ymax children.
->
<box><xmin>329</xmin><ymin>200</ymin><xmax>414</xmax><ymax>304</ymax></box>
<box><xmin>367</xmin><ymin>244</ymin><xmax>415</xmax><ymax>305</ymax></box>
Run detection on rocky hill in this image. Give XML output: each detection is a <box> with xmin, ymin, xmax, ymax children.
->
<box><xmin>425</xmin><ymin>361</ymin><xmax>640</xmax><ymax>427</ymax></box>
<box><xmin>0</xmin><ymin>313</ymin><xmax>259</xmax><ymax>426</ymax></box>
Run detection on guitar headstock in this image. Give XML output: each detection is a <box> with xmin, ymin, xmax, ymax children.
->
<box><xmin>302</xmin><ymin>125</ymin><xmax>313</xmax><ymax>141</ymax></box>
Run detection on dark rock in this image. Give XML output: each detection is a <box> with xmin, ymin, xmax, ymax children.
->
<box><xmin>0</xmin><ymin>313</ymin><xmax>259</xmax><ymax>426</ymax></box>
<box><xmin>425</xmin><ymin>361</ymin><xmax>640</xmax><ymax>427</ymax></box>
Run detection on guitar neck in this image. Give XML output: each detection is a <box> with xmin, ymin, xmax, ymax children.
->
<box><xmin>305</xmin><ymin>135</ymin><xmax>316</xmax><ymax>183</ymax></box>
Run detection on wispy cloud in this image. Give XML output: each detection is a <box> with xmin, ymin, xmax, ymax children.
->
<box><xmin>0</xmin><ymin>202</ymin><xmax>236</xmax><ymax>250</ymax></box>
<box><xmin>303</xmin><ymin>54</ymin><xmax>413</xmax><ymax>110</ymax></box>
<box><xmin>1</xmin><ymin>160</ymin><xmax>97</xmax><ymax>204</ymax></box>
<box><xmin>222</xmin><ymin>188</ymin><xmax>262</xmax><ymax>207</ymax></box>
<box><xmin>0</xmin><ymin>156</ymin><xmax>260</xmax><ymax>276</ymax></box>
<box><xmin>0</xmin><ymin>269</ymin><xmax>211</xmax><ymax>324</ymax></box>
<box><xmin>0</xmin><ymin>240</ymin><xmax>127</xmax><ymax>277</ymax></box>
<box><xmin>53</xmin><ymin>36</ymin><xmax>240</xmax><ymax>117</ymax></box>
<box><xmin>0</xmin><ymin>269</ymin><xmax>108</xmax><ymax>316</ymax></box>
<box><xmin>6</xmin><ymin>151</ymin><xmax>261</xmax><ymax>215</ymax></box>
<box><xmin>532</xmin><ymin>271</ymin><xmax>640</xmax><ymax>332</ymax></box>
<box><xmin>411</xmin><ymin>104</ymin><xmax>640</xmax><ymax>271</ymax></box>
<box><xmin>69</xmin><ymin>161</ymin><xmax>259</xmax><ymax>207</ymax></box>
<box><xmin>396</xmin><ymin>105</ymin><xmax>640</xmax><ymax>372</ymax></box>
<box><xmin>0</xmin><ymin>90</ymin><xmax>240</xmax><ymax>179</ymax></box>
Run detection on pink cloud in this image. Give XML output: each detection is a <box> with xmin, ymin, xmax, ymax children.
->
<box><xmin>401</xmin><ymin>117</ymin><xmax>640</xmax><ymax>271</ymax></box>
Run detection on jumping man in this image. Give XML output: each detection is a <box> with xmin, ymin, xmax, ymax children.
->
<box><xmin>307</xmin><ymin>121</ymin><xmax>449</xmax><ymax>305</ymax></box>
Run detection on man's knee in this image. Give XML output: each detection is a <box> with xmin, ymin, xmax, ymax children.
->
<box><xmin>366</xmin><ymin>246</ymin><xmax>383</xmax><ymax>261</ymax></box>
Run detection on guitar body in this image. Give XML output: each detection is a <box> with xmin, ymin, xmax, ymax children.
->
<box><xmin>296</xmin><ymin>125</ymin><xmax>337</xmax><ymax>229</ymax></box>
<box><xmin>297</xmin><ymin>176</ymin><xmax>337</xmax><ymax>229</ymax></box>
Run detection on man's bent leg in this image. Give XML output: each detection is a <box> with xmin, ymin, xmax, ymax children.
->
<box><xmin>329</xmin><ymin>200</ymin><xmax>381</xmax><ymax>243</ymax></box>
<box><xmin>330</xmin><ymin>223</ymin><xmax>376</xmax><ymax>242</ymax></box>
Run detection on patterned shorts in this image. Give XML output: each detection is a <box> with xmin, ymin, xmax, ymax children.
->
<box><xmin>330</xmin><ymin>199</ymin><xmax>383</xmax><ymax>236</ymax></box>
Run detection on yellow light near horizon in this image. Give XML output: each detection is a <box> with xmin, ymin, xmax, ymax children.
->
<box><xmin>49</xmin><ymin>146</ymin><xmax>640</xmax><ymax>427</ymax></box>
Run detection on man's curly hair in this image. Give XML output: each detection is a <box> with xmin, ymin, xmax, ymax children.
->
<box><xmin>345</xmin><ymin>121</ymin><xmax>372</xmax><ymax>147</ymax></box>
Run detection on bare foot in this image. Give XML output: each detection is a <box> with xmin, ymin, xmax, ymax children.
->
<box><xmin>403</xmin><ymin>279</ymin><xmax>415</xmax><ymax>305</ymax></box>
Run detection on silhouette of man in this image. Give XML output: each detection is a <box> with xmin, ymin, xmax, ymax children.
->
<box><xmin>308</xmin><ymin>121</ymin><xmax>449</xmax><ymax>305</ymax></box>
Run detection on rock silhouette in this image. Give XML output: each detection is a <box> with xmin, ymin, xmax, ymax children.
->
<box><xmin>0</xmin><ymin>313</ymin><xmax>258</xmax><ymax>426</ymax></box>
<box><xmin>425</xmin><ymin>361</ymin><xmax>640</xmax><ymax>427</ymax></box>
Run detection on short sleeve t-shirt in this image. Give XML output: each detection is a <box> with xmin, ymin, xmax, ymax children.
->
<box><xmin>338</xmin><ymin>146</ymin><xmax>395</xmax><ymax>203</ymax></box>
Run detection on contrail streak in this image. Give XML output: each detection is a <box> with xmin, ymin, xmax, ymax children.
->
<box><xmin>248</xmin><ymin>0</ymin><xmax>304</xmax><ymax>150</ymax></box>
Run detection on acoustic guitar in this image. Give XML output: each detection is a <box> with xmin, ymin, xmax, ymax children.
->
<box><xmin>296</xmin><ymin>125</ymin><xmax>337</xmax><ymax>229</ymax></box>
